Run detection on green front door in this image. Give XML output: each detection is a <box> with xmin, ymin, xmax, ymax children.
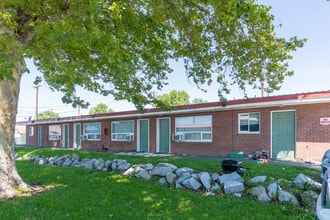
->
<box><xmin>158</xmin><ymin>118</ymin><xmax>170</xmax><ymax>153</ymax></box>
<box><xmin>272</xmin><ymin>111</ymin><xmax>296</xmax><ymax>158</ymax></box>
<box><xmin>62</xmin><ymin>124</ymin><xmax>69</xmax><ymax>148</ymax></box>
<box><xmin>138</xmin><ymin>119</ymin><xmax>149</xmax><ymax>152</ymax></box>
<box><xmin>37</xmin><ymin>126</ymin><xmax>42</xmax><ymax>147</ymax></box>
<box><xmin>74</xmin><ymin>123</ymin><xmax>81</xmax><ymax>149</ymax></box>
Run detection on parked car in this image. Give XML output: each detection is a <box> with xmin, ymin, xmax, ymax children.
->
<box><xmin>321</xmin><ymin>149</ymin><xmax>330</xmax><ymax>179</ymax></box>
<box><xmin>316</xmin><ymin>150</ymin><xmax>330</xmax><ymax>220</ymax></box>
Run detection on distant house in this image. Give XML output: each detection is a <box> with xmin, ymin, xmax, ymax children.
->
<box><xmin>24</xmin><ymin>91</ymin><xmax>330</xmax><ymax>161</ymax></box>
<box><xmin>15</xmin><ymin>121</ymin><xmax>27</xmax><ymax>145</ymax></box>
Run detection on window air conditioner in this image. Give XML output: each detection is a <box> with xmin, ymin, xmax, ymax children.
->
<box><xmin>172</xmin><ymin>133</ymin><xmax>183</xmax><ymax>143</ymax></box>
<box><xmin>125</xmin><ymin>134</ymin><xmax>134</xmax><ymax>141</ymax></box>
<box><xmin>81</xmin><ymin>134</ymin><xmax>88</xmax><ymax>140</ymax></box>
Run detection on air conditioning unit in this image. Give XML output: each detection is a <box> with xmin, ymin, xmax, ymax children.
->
<box><xmin>112</xmin><ymin>134</ymin><xmax>118</xmax><ymax>140</ymax></box>
<box><xmin>125</xmin><ymin>134</ymin><xmax>134</xmax><ymax>141</ymax></box>
<box><xmin>172</xmin><ymin>133</ymin><xmax>183</xmax><ymax>143</ymax></box>
<box><xmin>81</xmin><ymin>134</ymin><xmax>88</xmax><ymax>140</ymax></box>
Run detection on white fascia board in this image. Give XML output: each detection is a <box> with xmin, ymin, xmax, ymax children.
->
<box><xmin>27</xmin><ymin>97</ymin><xmax>330</xmax><ymax>125</ymax></box>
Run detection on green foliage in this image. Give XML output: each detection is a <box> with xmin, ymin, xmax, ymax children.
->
<box><xmin>1</xmin><ymin>0</ymin><xmax>306</xmax><ymax>111</ymax></box>
<box><xmin>9</xmin><ymin>147</ymin><xmax>319</xmax><ymax>219</ymax></box>
<box><xmin>154</xmin><ymin>90</ymin><xmax>190</xmax><ymax>110</ymax></box>
<box><xmin>191</xmin><ymin>98</ymin><xmax>208</xmax><ymax>104</ymax></box>
<box><xmin>88</xmin><ymin>103</ymin><xmax>114</xmax><ymax>115</ymax></box>
<box><xmin>37</xmin><ymin>110</ymin><xmax>59</xmax><ymax>120</ymax></box>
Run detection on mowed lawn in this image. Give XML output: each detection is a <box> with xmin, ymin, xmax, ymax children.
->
<box><xmin>0</xmin><ymin>147</ymin><xmax>321</xmax><ymax>219</ymax></box>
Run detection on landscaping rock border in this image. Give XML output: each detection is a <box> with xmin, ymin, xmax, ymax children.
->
<box><xmin>25</xmin><ymin>154</ymin><xmax>322</xmax><ymax>208</ymax></box>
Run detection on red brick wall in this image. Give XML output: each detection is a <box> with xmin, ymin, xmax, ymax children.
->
<box><xmin>25</xmin><ymin>102</ymin><xmax>330</xmax><ymax>160</ymax></box>
<box><xmin>295</xmin><ymin>103</ymin><xmax>330</xmax><ymax>160</ymax></box>
<box><xmin>170</xmin><ymin>109</ymin><xmax>271</xmax><ymax>157</ymax></box>
<box><xmin>26</xmin><ymin>125</ymin><xmax>37</xmax><ymax>146</ymax></box>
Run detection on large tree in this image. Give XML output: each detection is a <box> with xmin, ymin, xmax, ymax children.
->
<box><xmin>0</xmin><ymin>0</ymin><xmax>304</xmax><ymax>198</ymax></box>
<box><xmin>155</xmin><ymin>90</ymin><xmax>190</xmax><ymax>108</ymax></box>
<box><xmin>89</xmin><ymin>103</ymin><xmax>114</xmax><ymax>115</ymax></box>
<box><xmin>37</xmin><ymin>110</ymin><xmax>60</xmax><ymax>120</ymax></box>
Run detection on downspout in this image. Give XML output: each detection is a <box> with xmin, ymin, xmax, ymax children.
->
<box><xmin>231</xmin><ymin>109</ymin><xmax>234</xmax><ymax>153</ymax></box>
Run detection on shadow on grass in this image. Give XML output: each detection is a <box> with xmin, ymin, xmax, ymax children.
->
<box><xmin>7</xmin><ymin>147</ymin><xmax>319</xmax><ymax>219</ymax></box>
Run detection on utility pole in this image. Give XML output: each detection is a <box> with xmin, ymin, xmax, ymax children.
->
<box><xmin>261</xmin><ymin>81</ymin><xmax>264</xmax><ymax>97</ymax></box>
<box><xmin>34</xmin><ymin>85</ymin><xmax>41</xmax><ymax>120</ymax></box>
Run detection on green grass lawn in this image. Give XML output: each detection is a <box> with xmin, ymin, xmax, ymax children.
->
<box><xmin>0</xmin><ymin>147</ymin><xmax>321</xmax><ymax>219</ymax></box>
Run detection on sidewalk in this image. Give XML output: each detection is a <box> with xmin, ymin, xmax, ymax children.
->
<box><xmin>111</xmin><ymin>151</ymin><xmax>321</xmax><ymax>169</ymax></box>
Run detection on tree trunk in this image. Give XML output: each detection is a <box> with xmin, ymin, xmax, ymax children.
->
<box><xmin>0</xmin><ymin>58</ymin><xmax>29</xmax><ymax>199</ymax></box>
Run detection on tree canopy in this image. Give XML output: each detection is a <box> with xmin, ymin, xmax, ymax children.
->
<box><xmin>0</xmin><ymin>0</ymin><xmax>305</xmax><ymax>111</ymax></box>
<box><xmin>89</xmin><ymin>103</ymin><xmax>114</xmax><ymax>115</ymax></box>
<box><xmin>0</xmin><ymin>0</ymin><xmax>305</xmax><ymax>198</ymax></box>
<box><xmin>155</xmin><ymin>90</ymin><xmax>209</xmax><ymax>109</ymax></box>
<box><xmin>37</xmin><ymin>110</ymin><xmax>60</xmax><ymax>120</ymax></box>
<box><xmin>191</xmin><ymin>98</ymin><xmax>208</xmax><ymax>104</ymax></box>
<box><xmin>155</xmin><ymin>90</ymin><xmax>190</xmax><ymax>108</ymax></box>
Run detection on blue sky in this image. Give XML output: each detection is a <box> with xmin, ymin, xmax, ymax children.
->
<box><xmin>17</xmin><ymin>0</ymin><xmax>330</xmax><ymax>120</ymax></box>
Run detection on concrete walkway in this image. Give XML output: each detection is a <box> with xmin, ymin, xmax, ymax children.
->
<box><xmin>111</xmin><ymin>151</ymin><xmax>321</xmax><ymax>169</ymax></box>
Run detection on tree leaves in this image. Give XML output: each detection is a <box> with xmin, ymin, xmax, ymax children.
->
<box><xmin>0</xmin><ymin>0</ymin><xmax>306</xmax><ymax>111</ymax></box>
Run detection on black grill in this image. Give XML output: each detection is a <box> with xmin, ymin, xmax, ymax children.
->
<box><xmin>221</xmin><ymin>159</ymin><xmax>243</xmax><ymax>175</ymax></box>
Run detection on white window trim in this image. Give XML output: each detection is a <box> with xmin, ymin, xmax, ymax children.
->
<box><xmin>111</xmin><ymin>120</ymin><xmax>134</xmax><ymax>141</ymax></box>
<box><xmin>175</xmin><ymin>115</ymin><xmax>212</xmax><ymax>142</ymax></box>
<box><xmin>48</xmin><ymin>125</ymin><xmax>61</xmax><ymax>140</ymax></box>
<box><xmin>83</xmin><ymin>122</ymin><xmax>101</xmax><ymax>141</ymax></box>
<box><xmin>238</xmin><ymin>112</ymin><xmax>260</xmax><ymax>134</ymax></box>
<box><xmin>28</xmin><ymin>126</ymin><xmax>34</xmax><ymax>136</ymax></box>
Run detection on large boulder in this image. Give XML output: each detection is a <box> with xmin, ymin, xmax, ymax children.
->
<box><xmin>103</xmin><ymin>160</ymin><xmax>112</xmax><ymax>171</ymax></box>
<box><xmin>95</xmin><ymin>158</ymin><xmax>105</xmax><ymax>170</ymax></box>
<box><xmin>151</xmin><ymin>163</ymin><xmax>177</xmax><ymax>176</ymax></box>
<box><xmin>278</xmin><ymin>190</ymin><xmax>299</xmax><ymax>206</ymax></box>
<box><xmin>224</xmin><ymin>181</ymin><xmax>244</xmax><ymax>194</ymax></box>
<box><xmin>71</xmin><ymin>154</ymin><xmax>79</xmax><ymax>162</ymax></box>
<box><xmin>117</xmin><ymin>160</ymin><xmax>130</xmax><ymax>171</ymax></box>
<box><xmin>175</xmin><ymin>172</ymin><xmax>191</xmax><ymax>185</ymax></box>
<box><xmin>56</xmin><ymin>156</ymin><xmax>68</xmax><ymax>166</ymax></box>
<box><xmin>176</xmin><ymin>167</ymin><xmax>194</xmax><ymax>177</ymax></box>
<box><xmin>211</xmin><ymin>172</ymin><xmax>220</xmax><ymax>181</ymax></box>
<box><xmin>267</xmin><ymin>182</ymin><xmax>278</xmax><ymax>197</ymax></box>
<box><xmin>293</xmin><ymin>173</ymin><xmax>321</xmax><ymax>190</ymax></box>
<box><xmin>249</xmin><ymin>176</ymin><xmax>267</xmax><ymax>184</ymax></box>
<box><xmin>135</xmin><ymin>169</ymin><xmax>151</xmax><ymax>180</ymax></box>
<box><xmin>85</xmin><ymin>158</ymin><xmax>97</xmax><ymax>169</ymax></box>
<box><xmin>159</xmin><ymin>177</ymin><xmax>167</xmax><ymax>186</ymax></box>
<box><xmin>198</xmin><ymin>172</ymin><xmax>211</xmax><ymax>190</ymax></box>
<box><xmin>218</xmin><ymin>172</ymin><xmax>243</xmax><ymax>185</ymax></box>
<box><xmin>62</xmin><ymin>158</ymin><xmax>73</xmax><ymax>167</ymax></box>
<box><xmin>182</xmin><ymin>177</ymin><xmax>202</xmax><ymax>191</ymax></box>
<box><xmin>166</xmin><ymin>172</ymin><xmax>178</xmax><ymax>185</ymax></box>
<box><xmin>143</xmin><ymin>163</ymin><xmax>154</xmax><ymax>171</ymax></box>
<box><xmin>251</xmin><ymin>186</ymin><xmax>271</xmax><ymax>203</ymax></box>
<box><xmin>48</xmin><ymin>156</ymin><xmax>59</xmax><ymax>165</ymax></box>
<box><xmin>38</xmin><ymin>157</ymin><xmax>48</xmax><ymax>165</ymax></box>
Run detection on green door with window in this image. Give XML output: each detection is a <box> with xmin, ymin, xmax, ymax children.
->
<box><xmin>272</xmin><ymin>111</ymin><xmax>295</xmax><ymax>158</ymax></box>
<box><xmin>158</xmin><ymin>118</ymin><xmax>170</xmax><ymax>153</ymax></box>
<box><xmin>138</xmin><ymin>119</ymin><xmax>149</xmax><ymax>152</ymax></box>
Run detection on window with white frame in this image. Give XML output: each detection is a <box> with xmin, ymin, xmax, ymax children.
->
<box><xmin>111</xmin><ymin>120</ymin><xmax>134</xmax><ymax>141</ymax></box>
<box><xmin>28</xmin><ymin>126</ymin><xmax>34</xmax><ymax>136</ymax></box>
<box><xmin>238</xmin><ymin>113</ymin><xmax>260</xmax><ymax>133</ymax></box>
<box><xmin>49</xmin><ymin>125</ymin><xmax>61</xmax><ymax>140</ymax></box>
<box><xmin>175</xmin><ymin>115</ymin><xmax>212</xmax><ymax>142</ymax></box>
<box><xmin>83</xmin><ymin>123</ymin><xmax>101</xmax><ymax>140</ymax></box>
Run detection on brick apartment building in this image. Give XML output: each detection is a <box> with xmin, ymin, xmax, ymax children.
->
<box><xmin>25</xmin><ymin>91</ymin><xmax>330</xmax><ymax>161</ymax></box>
